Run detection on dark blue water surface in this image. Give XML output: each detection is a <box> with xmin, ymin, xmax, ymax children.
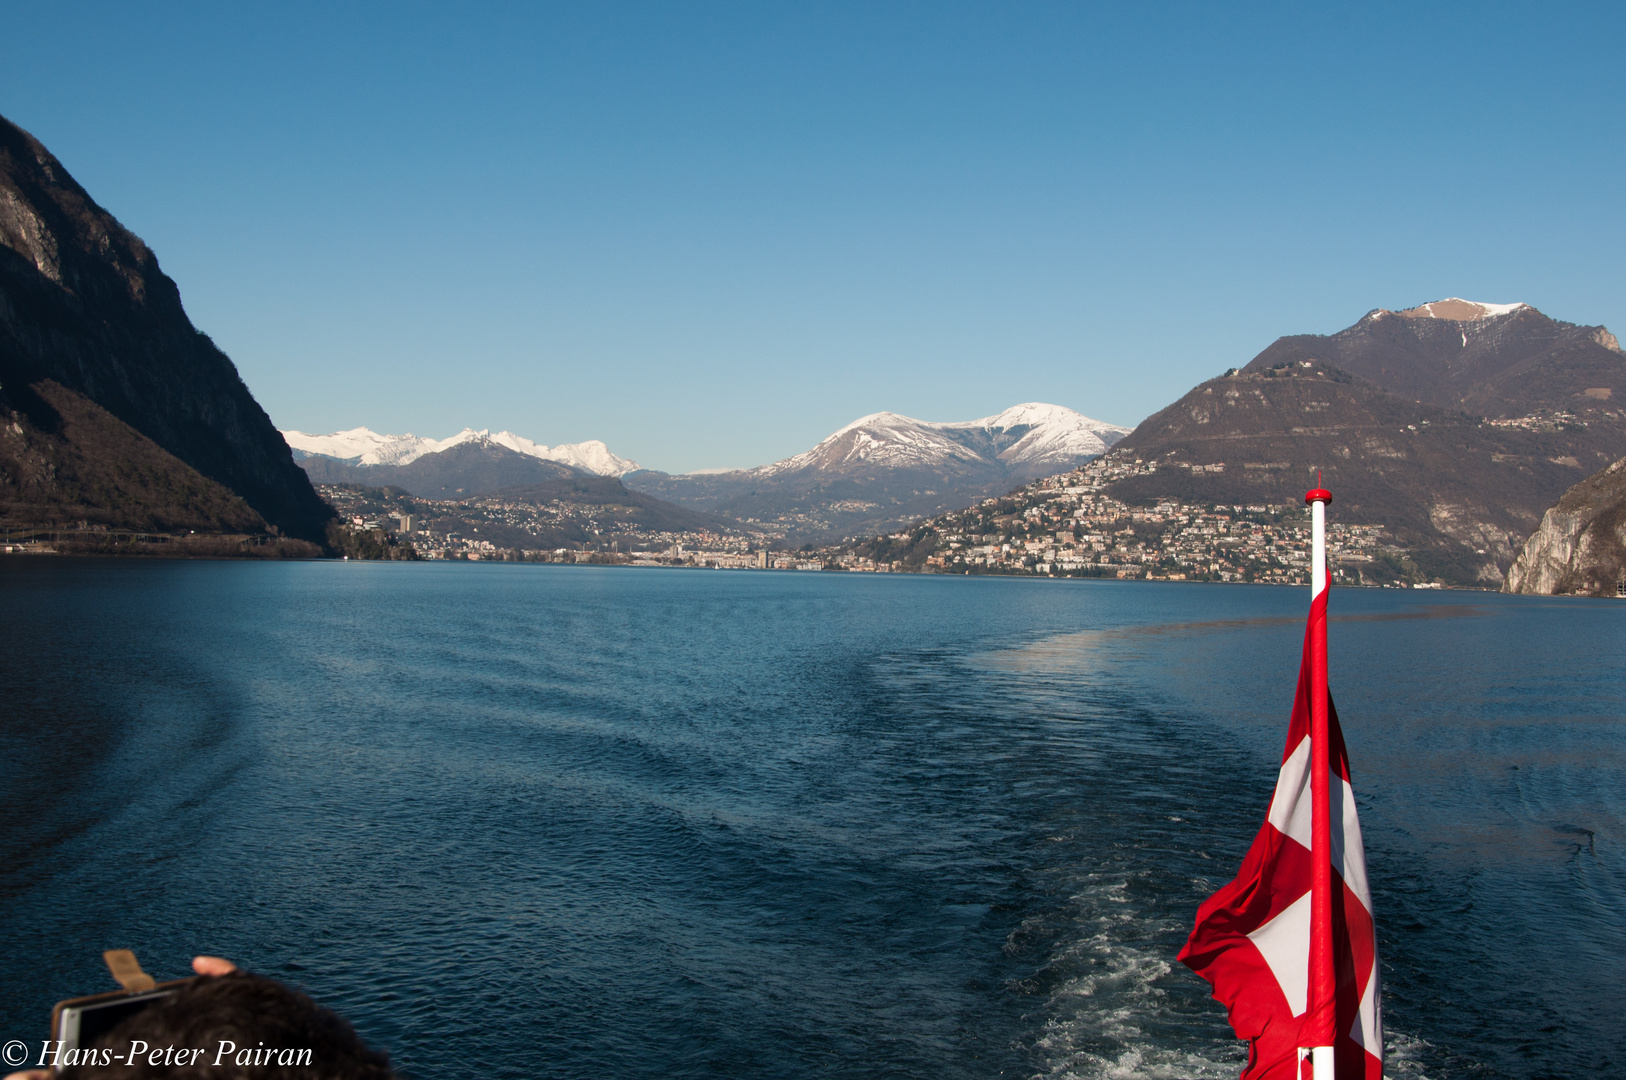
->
<box><xmin>1</xmin><ymin>559</ymin><xmax>1622</xmax><ymax>1079</ymax></box>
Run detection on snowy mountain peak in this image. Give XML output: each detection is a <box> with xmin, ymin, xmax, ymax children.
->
<box><xmin>281</xmin><ymin>426</ymin><xmax>640</xmax><ymax>475</ymax></box>
<box><xmin>823</xmin><ymin>410</ymin><xmax>919</xmax><ymax>435</ymax></box>
<box><xmin>546</xmin><ymin>439</ymin><xmax>636</xmax><ymax>475</ymax></box>
<box><xmin>966</xmin><ymin>402</ymin><xmax>1086</xmax><ymax>431</ymax></box>
<box><xmin>953</xmin><ymin>402</ymin><xmax>1132</xmax><ymax>466</ymax></box>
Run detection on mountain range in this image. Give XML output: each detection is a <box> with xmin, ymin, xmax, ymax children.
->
<box><xmin>9</xmin><ymin>104</ymin><xmax>1624</xmax><ymax>579</ymax></box>
<box><xmin>272</xmin><ymin>292</ymin><xmax>1626</xmax><ymax>580</ymax></box>
<box><xmin>283</xmin><ymin>426</ymin><xmax>639</xmax><ymax>475</ymax></box>
<box><xmin>285</xmin><ymin>403</ymin><xmax>1129</xmax><ymax>542</ymax></box>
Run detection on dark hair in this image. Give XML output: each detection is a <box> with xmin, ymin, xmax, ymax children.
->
<box><xmin>62</xmin><ymin>972</ymin><xmax>398</xmax><ymax>1079</ymax></box>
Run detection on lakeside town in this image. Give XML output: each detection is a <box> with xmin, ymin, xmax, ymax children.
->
<box><xmin>317</xmin><ymin>452</ymin><xmax>1420</xmax><ymax>586</ymax></box>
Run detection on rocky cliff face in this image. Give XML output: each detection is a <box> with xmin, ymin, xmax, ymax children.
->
<box><xmin>0</xmin><ymin>113</ymin><xmax>332</xmax><ymax>541</ymax></box>
<box><xmin>1503</xmin><ymin>457</ymin><xmax>1626</xmax><ymax>596</ymax></box>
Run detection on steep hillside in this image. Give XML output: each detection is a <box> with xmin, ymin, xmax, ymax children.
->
<box><xmin>0</xmin><ymin>114</ymin><xmax>331</xmax><ymax>541</ymax></box>
<box><xmin>1092</xmin><ymin>300</ymin><xmax>1626</xmax><ymax>585</ymax></box>
<box><xmin>1106</xmin><ymin>361</ymin><xmax>1609</xmax><ymax>584</ymax></box>
<box><xmin>485</xmin><ymin>476</ymin><xmax>727</xmax><ymax>536</ymax></box>
<box><xmin>1</xmin><ymin>377</ymin><xmax>267</xmax><ymax>533</ymax></box>
<box><xmin>1504</xmin><ymin>457</ymin><xmax>1626</xmax><ymax>597</ymax></box>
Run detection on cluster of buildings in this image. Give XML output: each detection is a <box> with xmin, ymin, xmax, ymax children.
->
<box><xmin>317</xmin><ymin>484</ymin><xmax>769</xmax><ymax>563</ymax></box>
<box><xmin>443</xmin><ymin>494</ymin><xmax>642</xmax><ymax>543</ymax></box>
<box><xmin>418</xmin><ymin>529</ymin><xmax>769</xmax><ymax>565</ymax></box>
<box><xmin>852</xmin><ymin>456</ymin><xmax>1391</xmax><ymax>585</ymax></box>
<box><xmin>1485</xmin><ymin>410</ymin><xmax>1581</xmax><ymax>432</ymax></box>
<box><xmin>626</xmin><ymin>546</ymin><xmax>820</xmax><ymax>570</ymax></box>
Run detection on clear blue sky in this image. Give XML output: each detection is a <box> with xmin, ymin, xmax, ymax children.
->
<box><xmin>2</xmin><ymin>2</ymin><xmax>1621</xmax><ymax>472</ymax></box>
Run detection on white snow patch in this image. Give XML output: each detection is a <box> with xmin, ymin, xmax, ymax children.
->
<box><xmin>1404</xmin><ymin>298</ymin><xmax>1528</xmax><ymax>320</ymax></box>
<box><xmin>1467</xmin><ymin>299</ymin><xmax>1527</xmax><ymax>317</ymax></box>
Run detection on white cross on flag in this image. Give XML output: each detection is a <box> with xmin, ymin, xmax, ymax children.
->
<box><xmin>1178</xmin><ymin>588</ymin><xmax>1383</xmax><ymax>1080</ymax></box>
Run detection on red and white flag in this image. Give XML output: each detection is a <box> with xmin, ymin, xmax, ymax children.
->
<box><xmin>1178</xmin><ymin>584</ymin><xmax>1382</xmax><ymax>1080</ymax></box>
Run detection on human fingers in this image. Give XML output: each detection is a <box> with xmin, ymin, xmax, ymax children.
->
<box><xmin>192</xmin><ymin>956</ymin><xmax>239</xmax><ymax>976</ymax></box>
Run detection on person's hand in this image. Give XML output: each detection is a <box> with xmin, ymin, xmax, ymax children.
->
<box><xmin>4</xmin><ymin>957</ymin><xmax>241</xmax><ymax>1079</ymax></box>
<box><xmin>192</xmin><ymin>956</ymin><xmax>238</xmax><ymax>976</ymax></box>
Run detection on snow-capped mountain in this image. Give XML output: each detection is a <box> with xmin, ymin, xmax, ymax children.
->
<box><xmin>623</xmin><ymin>402</ymin><xmax>1129</xmax><ymax>542</ymax></box>
<box><xmin>757</xmin><ymin>403</ymin><xmax>1128</xmax><ymax>478</ymax></box>
<box><xmin>757</xmin><ymin>411</ymin><xmax>988</xmax><ymax>476</ymax></box>
<box><xmin>956</xmin><ymin>402</ymin><xmax>1129</xmax><ymax>466</ymax></box>
<box><xmin>281</xmin><ymin>426</ymin><xmax>640</xmax><ymax>476</ymax></box>
<box><xmin>280</xmin><ymin>427</ymin><xmax>436</xmax><ymax>467</ymax></box>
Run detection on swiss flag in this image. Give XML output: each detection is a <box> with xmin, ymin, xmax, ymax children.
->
<box><xmin>1178</xmin><ymin>590</ymin><xmax>1382</xmax><ymax>1080</ymax></box>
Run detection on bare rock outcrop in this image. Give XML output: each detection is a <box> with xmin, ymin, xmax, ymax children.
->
<box><xmin>1504</xmin><ymin>457</ymin><xmax>1626</xmax><ymax>596</ymax></box>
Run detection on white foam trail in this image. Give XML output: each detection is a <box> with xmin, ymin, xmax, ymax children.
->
<box><xmin>1017</xmin><ymin>874</ymin><xmax>1243</xmax><ymax>1079</ymax></box>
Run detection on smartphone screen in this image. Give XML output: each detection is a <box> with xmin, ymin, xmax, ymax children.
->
<box><xmin>52</xmin><ymin>987</ymin><xmax>181</xmax><ymax>1070</ymax></box>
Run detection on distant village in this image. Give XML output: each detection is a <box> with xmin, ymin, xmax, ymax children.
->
<box><xmin>317</xmin><ymin>450</ymin><xmax>1411</xmax><ymax>586</ymax></box>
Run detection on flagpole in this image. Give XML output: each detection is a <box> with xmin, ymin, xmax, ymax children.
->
<box><xmin>1305</xmin><ymin>481</ymin><xmax>1335</xmax><ymax>1079</ymax></box>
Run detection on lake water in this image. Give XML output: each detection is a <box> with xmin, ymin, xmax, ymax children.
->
<box><xmin>1</xmin><ymin>559</ymin><xmax>1622</xmax><ymax>1079</ymax></box>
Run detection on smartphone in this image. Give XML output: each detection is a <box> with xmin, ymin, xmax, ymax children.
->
<box><xmin>49</xmin><ymin>979</ymin><xmax>194</xmax><ymax>1071</ymax></box>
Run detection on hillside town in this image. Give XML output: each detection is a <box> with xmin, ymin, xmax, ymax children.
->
<box><xmin>834</xmin><ymin>454</ymin><xmax>1396</xmax><ymax>585</ymax></box>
